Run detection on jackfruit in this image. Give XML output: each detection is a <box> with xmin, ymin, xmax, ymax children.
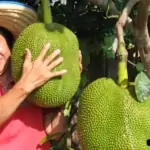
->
<box><xmin>77</xmin><ymin>78</ymin><xmax>150</xmax><ymax>150</ymax></box>
<box><xmin>11</xmin><ymin>2</ymin><xmax>80</xmax><ymax>107</ymax></box>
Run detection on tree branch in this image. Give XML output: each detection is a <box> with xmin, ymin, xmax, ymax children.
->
<box><xmin>88</xmin><ymin>0</ymin><xmax>119</xmax><ymax>15</ymax></box>
<box><xmin>116</xmin><ymin>0</ymin><xmax>139</xmax><ymax>44</ymax></box>
<box><xmin>88</xmin><ymin>0</ymin><xmax>136</xmax><ymax>53</ymax></box>
<box><xmin>134</xmin><ymin>0</ymin><xmax>150</xmax><ymax>77</ymax></box>
<box><xmin>115</xmin><ymin>0</ymin><xmax>139</xmax><ymax>87</ymax></box>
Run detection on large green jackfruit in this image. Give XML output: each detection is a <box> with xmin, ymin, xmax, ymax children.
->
<box><xmin>11</xmin><ymin>23</ymin><xmax>80</xmax><ymax>108</ymax></box>
<box><xmin>77</xmin><ymin>78</ymin><xmax>150</xmax><ymax>150</ymax></box>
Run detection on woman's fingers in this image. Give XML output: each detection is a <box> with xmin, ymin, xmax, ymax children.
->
<box><xmin>79</xmin><ymin>50</ymin><xmax>83</xmax><ymax>72</ymax></box>
<box><xmin>37</xmin><ymin>43</ymin><xmax>51</xmax><ymax>60</ymax></box>
<box><xmin>23</xmin><ymin>48</ymin><xmax>32</xmax><ymax>72</ymax></box>
<box><xmin>50</xmin><ymin>69</ymin><xmax>67</xmax><ymax>78</ymax></box>
<box><xmin>24</xmin><ymin>48</ymin><xmax>32</xmax><ymax>63</ymax></box>
<box><xmin>48</xmin><ymin>57</ymin><xmax>64</xmax><ymax>70</ymax></box>
<box><xmin>43</xmin><ymin>49</ymin><xmax>61</xmax><ymax>65</ymax></box>
<box><xmin>79</xmin><ymin>50</ymin><xmax>82</xmax><ymax>62</ymax></box>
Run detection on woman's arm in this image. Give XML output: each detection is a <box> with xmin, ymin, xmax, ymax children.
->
<box><xmin>0</xmin><ymin>43</ymin><xmax>66</xmax><ymax>127</ymax></box>
<box><xmin>0</xmin><ymin>81</ymin><xmax>29</xmax><ymax>126</ymax></box>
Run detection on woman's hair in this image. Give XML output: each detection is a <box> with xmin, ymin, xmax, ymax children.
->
<box><xmin>0</xmin><ymin>27</ymin><xmax>14</xmax><ymax>50</ymax></box>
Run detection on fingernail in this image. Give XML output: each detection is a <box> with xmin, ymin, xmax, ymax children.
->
<box><xmin>46</xmin><ymin>43</ymin><xmax>50</xmax><ymax>48</ymax></box>
<box><xmin>55</xmin><ymin>49</ymin><xmax>60</xmax><ymax>54</ymax></box>
<box><xmin>60</xmin><ymin>57</ymin><xmax>63</xmax><ymax>61</ymax></box>
<box><xmin>62</xmin><ymin>69</ymin><xmax>67</xmax><ymax>73</ymax></box>
<box><xmin>25</xmin><ymin>48</ymin><xmax>29</xmax><ymax>53</ymax></box>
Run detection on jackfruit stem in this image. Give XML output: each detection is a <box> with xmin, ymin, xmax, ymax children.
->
<box><xmin>117</xmin><ymin>43</ymin><xmax>128</xmax><ymax>88</ymax></box>
<box><xmin>42</xmin><ymin>0</ymin><xmax>53</xmax><ymax>24</ymax></box>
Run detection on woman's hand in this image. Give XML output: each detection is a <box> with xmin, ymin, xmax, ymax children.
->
<box><xmin>44</xmin><ymin>110</ymin><xmax>68</xmax><ymax>140</ymax></box>
<box><xmin>18</xmin><ymin>43</ymin><xmax>67</xmax><ymax>94</ymax></box>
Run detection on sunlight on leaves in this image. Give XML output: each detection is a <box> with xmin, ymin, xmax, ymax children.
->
<box><xmin>135</xmin><ymin>72</ymin><xmax>150</xmax><ymax>103</ymax></box>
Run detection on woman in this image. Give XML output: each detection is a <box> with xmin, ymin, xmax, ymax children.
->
<box><xmin>0</xmin><ymin>1</ymin><xmax>82</xmax><ymax>150</ymax></box>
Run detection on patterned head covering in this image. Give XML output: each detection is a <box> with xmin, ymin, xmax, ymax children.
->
<box><xmin>0</xmin><ymin>1</ymin><xmax>37</xmax><ymax>38</ymax></box>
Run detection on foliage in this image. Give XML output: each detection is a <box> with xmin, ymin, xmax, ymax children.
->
<box><xmin>135</xmin><ymin>72</ymin><xmax>150</xmax><ymax>103</ymax></box>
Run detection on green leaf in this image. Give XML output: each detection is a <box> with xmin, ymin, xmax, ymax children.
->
<box><xmin>63</xmin><ymin>108</ymin><xmax>71</xmax><ymax>117</ymax></box>
<box><xmin>60</xmin><ymin>0</ymin><xmax>67</xmax><ymax>5</ymax></box>
<box><xmin>101</xmin><ymin>34</ymin><xmax>115</xmax><ymax>58</ymax></box>
<box><xmin>135</xmin><ymin>72</ymin><xmax>150</xmax><ymax>103</ymax></box>
<box><xmin>40</xmin><ymin>132</ymin><xmax>65</xmax><ymax>145</ymax></box>
<box><xmin>50</xmin><ymin>145</ymin><xmax>57</xmax><ymax>150</ymax></box>
<box><xmin>136</xmin><ymin>63</ymin><xmax>144</xmax><ymax>72</ymax></box>
<box><xmin>106</xmin><ymin>51</ymin><xmax>115</xmax><ymax>58</ymax></box>
<box><xmin>64</xmin><ymin>101</ymin><xmax>71</xmax><ymax>117</ymax></box>
<box><xmin>103</xmin><ymin>34</ymin><xmax>115</xmax><ymax>46</ymax></box>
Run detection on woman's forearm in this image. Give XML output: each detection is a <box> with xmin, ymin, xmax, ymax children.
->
<box><xmin>0</xmin><ymin>81</ymin><xmax>29</xmax><ymax>126</ymax></box>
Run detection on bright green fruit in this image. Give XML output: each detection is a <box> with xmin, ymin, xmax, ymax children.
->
<box><xmin>77</xmin><ymin>78</ymin><xmax>150</xmax><ymax>150</ymax></box>
<box><xmin>11</xmin><ymin>23</ymin><xmax>80</xmax><ymax>107</ymax></box>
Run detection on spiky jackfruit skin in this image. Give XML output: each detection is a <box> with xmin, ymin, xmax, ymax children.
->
<box><xmin>77</xmin><ymin>78</ymin><xmax>150</xmax><ymax>150</ymax></box>
<box><xmin>11</xmin><ymin>23</ymin><xmax>80</xmax><ymax>107</ymax></box>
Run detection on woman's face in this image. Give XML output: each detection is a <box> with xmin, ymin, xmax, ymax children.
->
<box><xmin>0</xmin><ymin>34</ymin><xmax>11</xmax><ymax>75</ymax></box>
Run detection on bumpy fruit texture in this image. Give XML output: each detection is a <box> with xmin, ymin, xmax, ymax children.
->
<box><xmin>11</xmin><ymin>23</ymin><xmax>80</xmax><ymax>107</ymax></box>
<box><xmin>77</xmin><ymin>78</ymin><xmax>150</xmax><ymax>150</ymax></box>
